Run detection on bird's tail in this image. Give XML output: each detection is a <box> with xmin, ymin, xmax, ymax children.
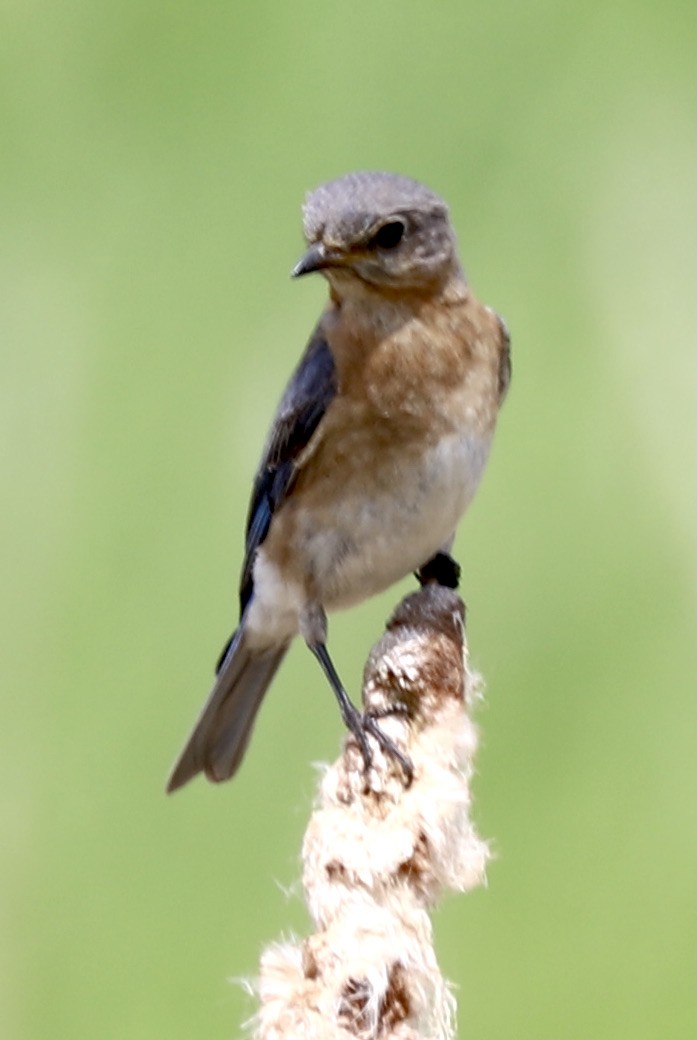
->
<box><xmin>166</xmin><ymin>626</ymin><xmax>288</xmax><ymax>793</ymax></box>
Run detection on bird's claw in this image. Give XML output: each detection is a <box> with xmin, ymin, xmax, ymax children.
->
<box><xmin>416</xmin><ymin>552</ymin><xmax>461</xmax><ymax>589</ymax></box>
<box><xmin>345</xmin><ymin>704</ymin><xmax>414</xmax><ymax>787</ymax></box>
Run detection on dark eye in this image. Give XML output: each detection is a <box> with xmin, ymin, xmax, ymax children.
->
<box><xmin>369</xmin><ymin>220</ymin><xmax>406</xmax><ymax>250</ymax></box>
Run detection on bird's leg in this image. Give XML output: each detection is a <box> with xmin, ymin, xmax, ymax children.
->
<box><xmin>308</xmin><ymin>642</ymin><xmax>372</xmax><ymax>765</ymax></box>
<box><xmin>302</xmin><ymin>603</ymin><xmax>413</xmax><ymax>784</ymax></box>
<box><xmin>415</xmin><ymin>550</ymin><xmax>461</xmax><ymax>589</ymax></box>
<box><xmin>309</xmin><ymin>643</ymin><xmax>414</xmax><ymax>785</ymax></box>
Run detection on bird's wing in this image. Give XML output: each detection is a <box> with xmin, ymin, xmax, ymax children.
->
<box><xmin>496</xmin><ymin>312</ymin><xmax>512</xmax><ymax>402</ymax></box>
<box><xmin>238</xmin><ymin>324</ymin><xmax>337</xmax><ymax>616</ymax></box>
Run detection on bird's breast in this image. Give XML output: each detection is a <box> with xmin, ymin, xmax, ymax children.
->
<box><xmin>255</xmin><ymin>285</ymin><xmax>505</xmax><ymax>619</ymax></box>
<box><xmin>268</xmin><ymin>425</ymin><xmax>492</xmax><ymax>611</ymax></box>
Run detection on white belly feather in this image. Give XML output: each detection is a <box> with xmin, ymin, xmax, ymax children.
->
<box><xmin>304</xmin><ymin>429</ymin><xmax>491</xmax><ymax>609</ymax></box>
<box><xmin>246</xmin><ymin>430</ymin><xmax>491</xmax><ymax>645</ymax></box>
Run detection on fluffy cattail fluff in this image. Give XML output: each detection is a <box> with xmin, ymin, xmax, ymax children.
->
<box><xmin>252</xmin><ymin>585</ymin><xmax>489</xmax><ymax>1040</ymax></box>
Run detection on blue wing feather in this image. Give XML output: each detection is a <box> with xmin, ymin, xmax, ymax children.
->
<box><xmin>239</xmin><ymin>327</ymin><xmax>337</xmax><ymax>613</ymax></box>
<box><xmin>171</xmin><ymin>326</ymin><xmax>338</xmax><ymax>787</ymax></box>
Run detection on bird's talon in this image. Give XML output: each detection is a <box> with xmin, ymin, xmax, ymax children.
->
<box><xmin>416</xmin><ymin>552</ymin><xmax>461</xmax><ymax>590</ymax></box>
<box><xmin>344</xmin><ymin>703</ymin><xmax>413</xmax><ymax>786</ymax></box>
<box><xmin>365</xmin><ymin>701</ymin><xmax>411</xmax><ymax>721</ymax></box>
<box><xmin>360</xmin><ymin>713</ymin><xmax>414</xmax><ymax>787</ymax></box>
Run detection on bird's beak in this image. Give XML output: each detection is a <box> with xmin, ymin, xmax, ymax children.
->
<box><xmin>292</xmin><ymin>242</ymin><xmax>344</xmax><ymax>278</ymax></box>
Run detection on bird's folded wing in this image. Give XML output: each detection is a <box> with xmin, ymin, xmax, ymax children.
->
<box><xmin>238</xmin><ymin>324</ymin><xmax>337</xmax><ymax>615</ymax></box>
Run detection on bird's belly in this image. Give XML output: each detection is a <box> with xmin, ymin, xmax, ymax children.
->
<box><xmin>299</xmin><ymin>430</ymin><xmax>491</xmax><ymax>609</ymax></box>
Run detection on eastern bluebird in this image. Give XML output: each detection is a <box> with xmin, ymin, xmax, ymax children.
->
<box><xmin>166</xmin><ymin>171</ymin><xmax>510</xmax><ymax>793</ymax></box>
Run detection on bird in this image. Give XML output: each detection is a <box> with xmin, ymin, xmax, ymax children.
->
<box><xmin>166</xmin><ymin>170</ymin><xmax>510</xmax><ymax>793</ymax></box>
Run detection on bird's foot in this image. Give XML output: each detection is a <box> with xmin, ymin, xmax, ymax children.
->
<box><xmin>344</xmin><ymin>702</ymin><xmax>414</xmax><ymax>788</ymax></box>
<box><xmin>307</xmin><ymin>639</ymin><xmax>414</xmax><ymax>787</ymax></box>
<box><xmin>415</xmin><ymin>551</ymin><xmax>461</xmax><ymax>589</ymax></box>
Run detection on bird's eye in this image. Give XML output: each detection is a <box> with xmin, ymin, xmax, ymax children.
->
<box><xmin>369</xmin><ymin>220</ymin><xmax>406</xmax><ymax>250</ymax></box>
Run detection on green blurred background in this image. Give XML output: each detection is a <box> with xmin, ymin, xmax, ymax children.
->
<box><xmin>1</xmin><ymin>1</ymin><xmax>693</xmax><ymax>1037</ymax></box>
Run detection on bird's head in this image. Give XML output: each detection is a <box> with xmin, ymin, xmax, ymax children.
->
<box><xmin>293</xmin><ymin>171</ymin><xmax>461</xmax><ymax>295</ymax></box>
